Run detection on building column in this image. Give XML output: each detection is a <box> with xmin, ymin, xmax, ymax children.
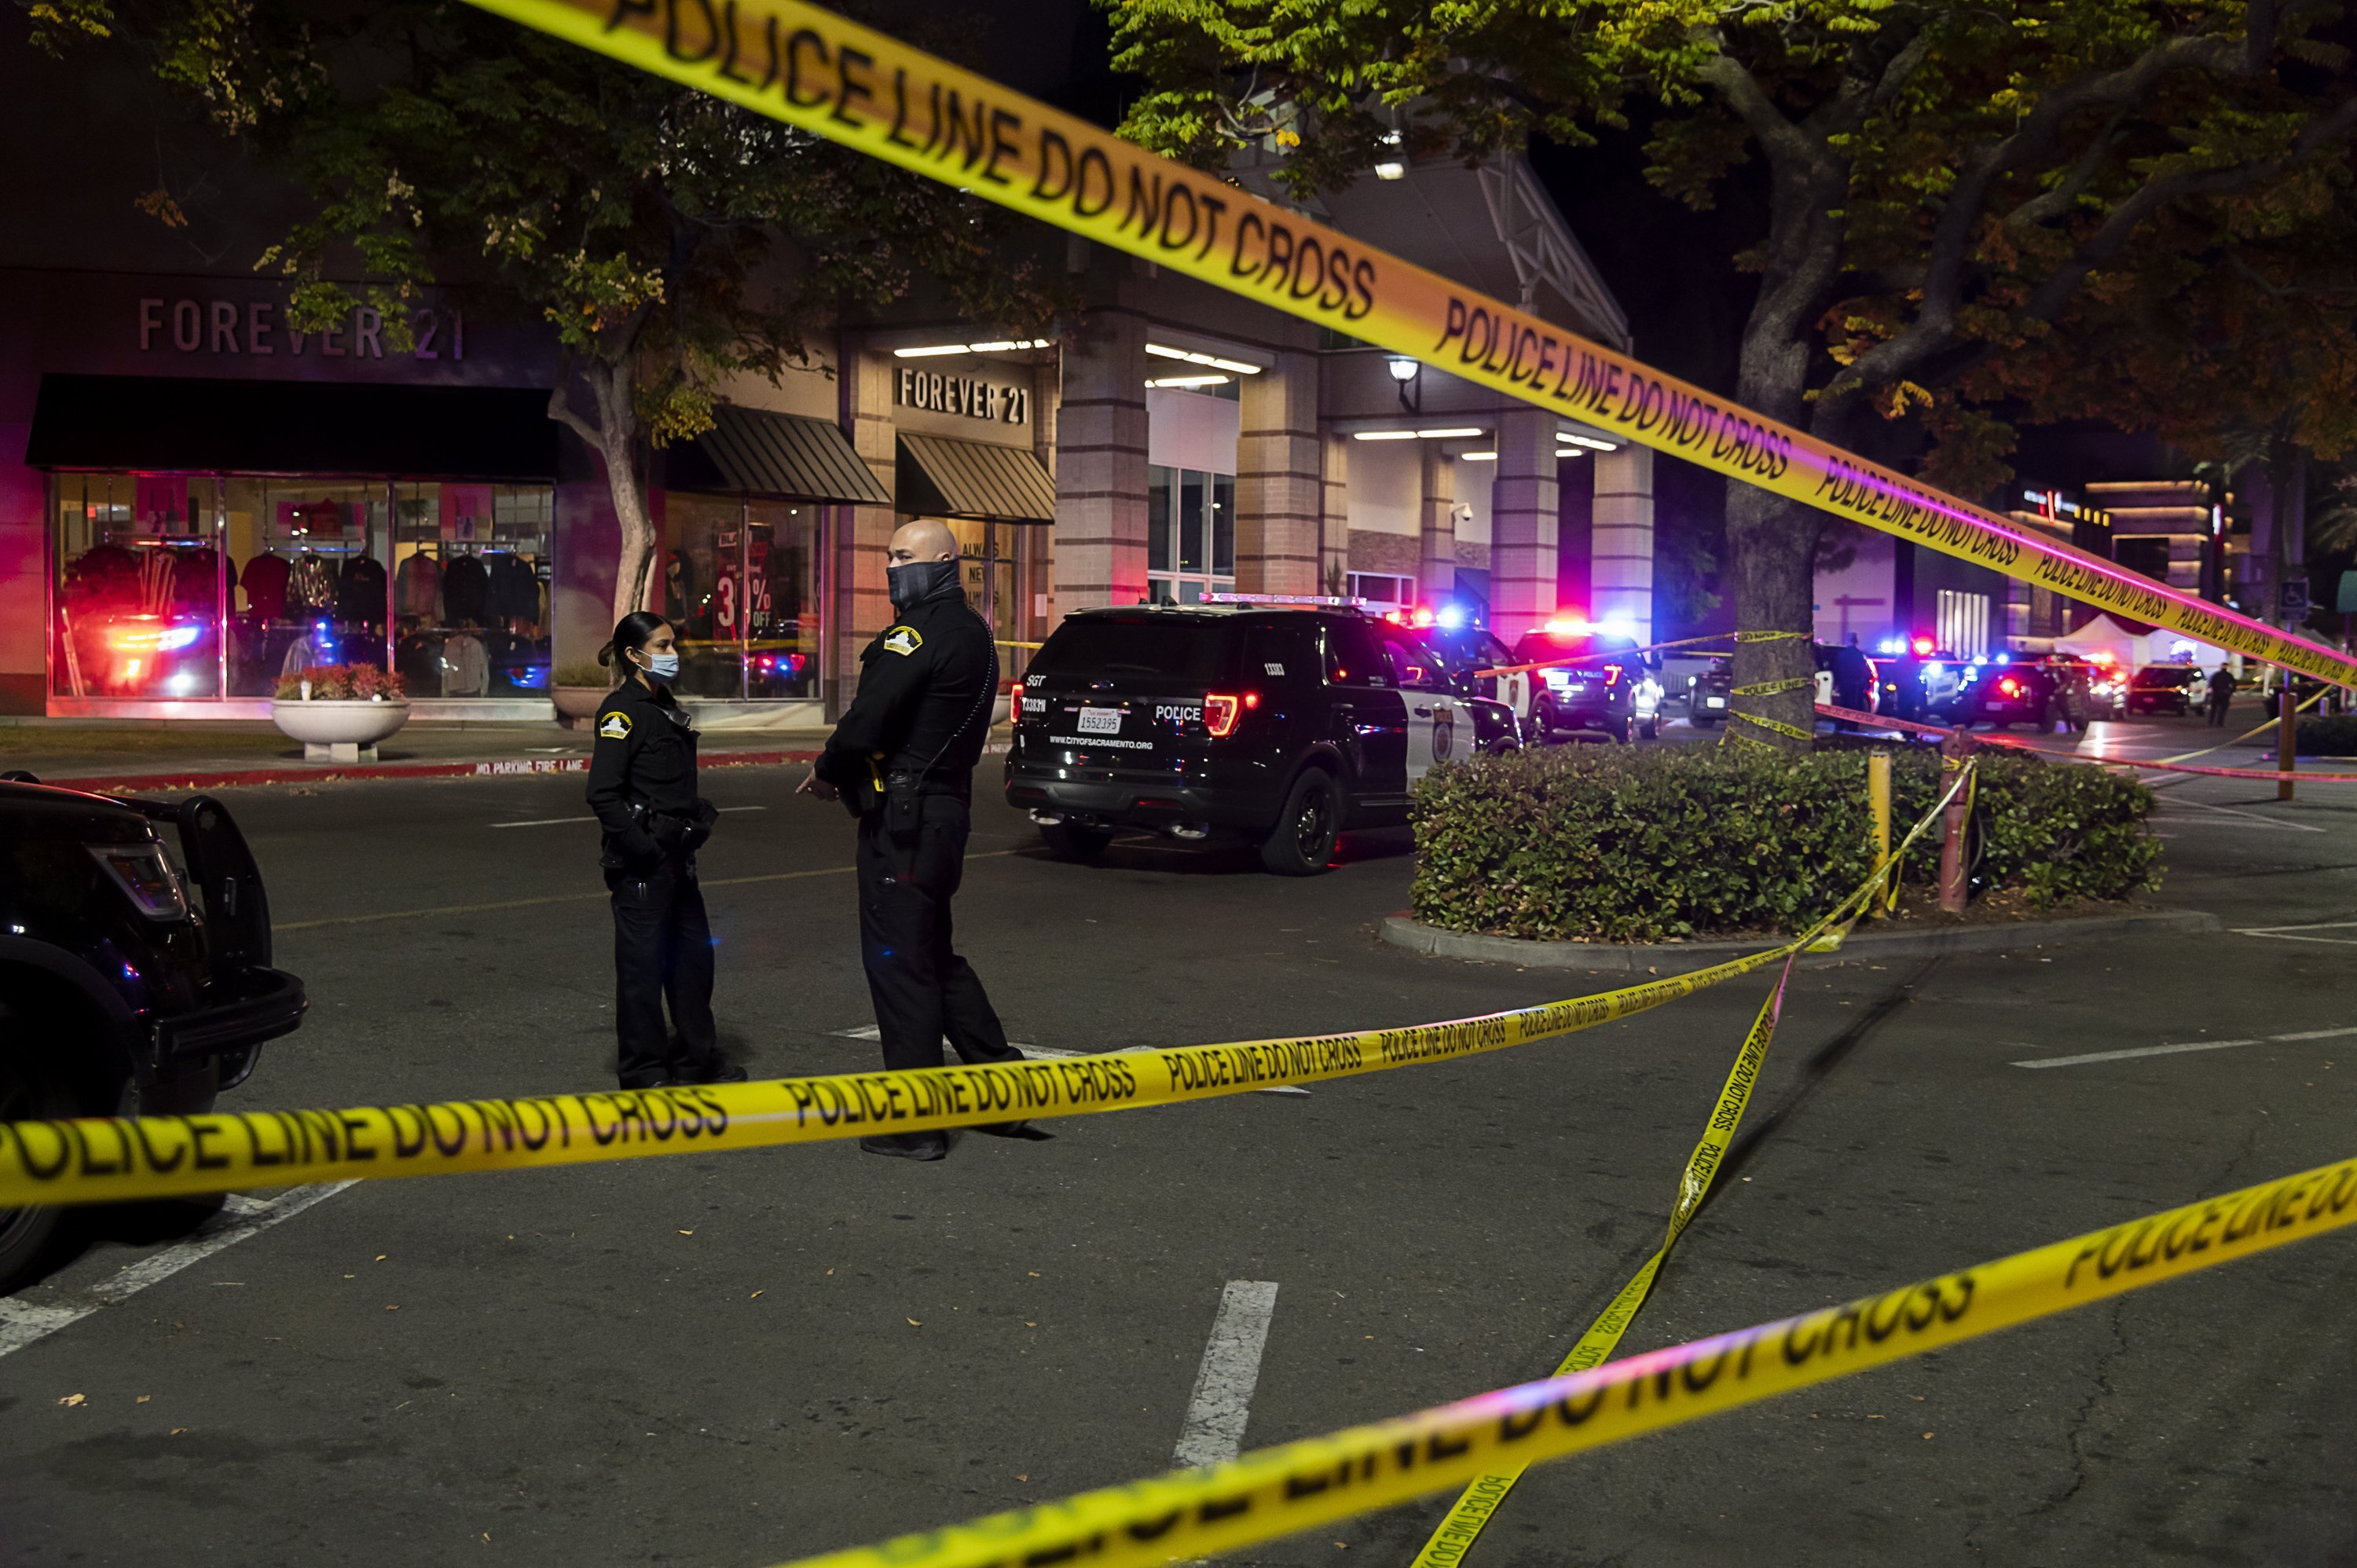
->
<box><xmin>1489</xmin><ymin>406</ymin><xmax>1559</xmax><ymax>643</ymax></box>
<box><xmin>1236</xmin><ymin>350</ymin><xmax>1321</xmax><ymax>595</ymax></box>
<box><xmin>1319</xmin><ymin>430</ymin><xmax>1350</xmax><ymax>599</ymax></box>
<box><xmin>1590</xmin><ymin>443</ymin><xmax>1653</xmax><ymax>643</ymax></box>
<box><xmin>831</xmin><ymin>338</ymin><xmax>897</xmax><ymax>716</ymax></box>
<box><xmin>1021</xmin><ymin>357</ymin><xmax>1060</xmax><ymax>661</ymax></box>
<box><xmin>1419</xmin><ymin>445</ymin><xmax>1456</xmax><ymax>602</ymax></box>
<box><xmin>1052</xmin><ymin>308</ymin><xmax>1149</xmax><ymax>614</ymax></box>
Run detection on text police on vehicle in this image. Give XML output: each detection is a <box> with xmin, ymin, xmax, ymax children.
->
<box><xmin>1004</xmin><ymin>595</ymin><xmax>1518</xmax><ymax>876</ymax></box>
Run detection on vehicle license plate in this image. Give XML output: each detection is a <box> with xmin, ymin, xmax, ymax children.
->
<box><xmin>1076</xmin><ymin>707</ymin><xmax>1123</xmax><ymax>735</ymax></box>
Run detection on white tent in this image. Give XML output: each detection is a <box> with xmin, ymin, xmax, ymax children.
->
<box><xmin>2055</xmin><ymin>613</ymin><xmax>2225</xmax><ymax>670</ymax></box>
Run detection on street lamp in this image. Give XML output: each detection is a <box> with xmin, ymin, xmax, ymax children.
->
<box><xmin>1386</xmin><ymin>354</ymin><xmax>1420</xmax><ymax>413</ymax></box>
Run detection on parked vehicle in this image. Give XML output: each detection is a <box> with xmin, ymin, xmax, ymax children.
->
<box><xmin>1956</xmin><ymin>655</ymin><xmax>2095</xmax><ymax>731</ymax></box>
<box><xmin>2127</xmin><ymin>665</ymin><xmax>2208</xmax><ymax>715</ymax></box>
<box><xmin>1686</xmin><ymin>659</ymin><xmax>1733</xmax><ymax>727</ymax></box>
<box><xmin>0</xmin><ymin>778</ymin><xmax>306</xmax><ymax>1290</ymax></box>
<box><xmin>1499</xmin><ymin>625</ymin><xmax>1649</xmax><ymax>742</ymax></box>
<box><xmin>1369</xmin><ymin>620</ymin><xmax>1525</xmax><ymax>757</ymax></box>
<box><xmin>1005</xmin><ymin>603</ymin><xmax>1501</xmax><ymax>875</ymax></box>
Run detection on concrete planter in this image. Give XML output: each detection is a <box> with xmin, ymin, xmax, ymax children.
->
<box><xmin>552</xmin><ymin>685</ymin><xmax>611</xmax><ymax>728</ymax></box>
<box><xmin>270</xmin><ymin>698</ymin><xmax>410</xmax><ymax>763</ymax></box>
<box><xmin>1381</xmin><ymin>907</ymin><xmax>2220</xmax><ymax>973</ymax></box>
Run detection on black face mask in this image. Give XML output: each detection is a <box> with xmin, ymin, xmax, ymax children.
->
<box><xmin>887</xmin><ymin>558</ymin><xmax>961</xmax><ymax>611</ymax></box>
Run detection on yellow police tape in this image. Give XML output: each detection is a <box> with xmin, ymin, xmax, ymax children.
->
<box><xmin>1413</xmin><ymin>960</ymin><xmax>1796</xmax><ymax>1567</ymax></box>
<box><xmin>768</xmin><ymin>1151</ymin><xmax>2357</xmax><ymax>1568</ymax></box>
<box><xmin>0</xmin><ymin>767</ymin><xmax>1965</xmax><ymax>1215</ymax></box>
<box><xmin>0</xmin><ymin>951</ymin><xmax>1772</xmax><ymax>1208</ymax></box>
<box><xmin>454</xmin><ymin>0</ymin><xmax>2357</xmax><ymax>694</ymax></box>
<box><xmin>1413</xmin><ymin>763</ymin><xmax>1959</xmax><ymax>1566</ymax></box>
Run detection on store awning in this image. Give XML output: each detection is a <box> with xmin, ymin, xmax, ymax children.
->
<box><xmin>665</xmin><ymin>404</ymin><xmax>890</xmax><ymax>505</ymax></box>
<box><xmin>23</xmin><ymin>374</ymin><xmax>559</xmax><ymax>478</ymax></box>
<box><xmin>897</xmin><ymin>432</ymin><xmax>1058</xmax><ymax>524</ymax></box>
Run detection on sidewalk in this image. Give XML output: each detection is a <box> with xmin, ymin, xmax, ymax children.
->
<box><xmin>0</xmin><ymin>720</ymin><xmax>833</xmax><ymax>793</ymax></box>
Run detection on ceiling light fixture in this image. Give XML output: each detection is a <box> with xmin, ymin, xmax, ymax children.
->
<box><xmin>1351</xmin><ymin>430</ymin><xmax>1418</xmax><ymax>441</ymax></box>
<box><xmin>1558</xmin><ymin>432</ymin><xmax>1619</xmax><ymax>452</ymax></box>
<box><xmin>1415</xmin><ymin>427</ymin><xmax>1484</xmax><ymax>440</ymax></box>
<box><xmin>1457</xmin><ymin>452</ymin><xmax>1497</xmax><ymax>462</ymax></box>
<box><xmin>1146</xmin><ymin>375</ymin><xmax>1230</xmax><ymax>389</ymax></box>
<box><xmin>1146</xmin><ymin>343</ymin><xmax>1264</xmax><ymax>375</ymax></box>
<box><xmin>892</xmin><ymin>339</ymin><xmax>1051</xmax><ymax>358</ymax></box>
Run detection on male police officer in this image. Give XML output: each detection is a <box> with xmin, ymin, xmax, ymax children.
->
<box><xmin>797</xmin><ymin>518</ymin><xmax>1041</xmax><ymax>1160</ymax></box>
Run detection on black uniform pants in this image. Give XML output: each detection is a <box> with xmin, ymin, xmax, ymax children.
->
<box><xmin>856</xmin><ymin>794</ymin><xmax>1021</xmax><ymax>1075</ymax></box>
<box><xmin>607</xmin><ymin>862</ymin><xmax>720</xmax><ymax>1088</ymax></box>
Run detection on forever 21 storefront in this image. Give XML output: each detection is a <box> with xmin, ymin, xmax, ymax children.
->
<box><xmin>9</xmin><ymin>271</ymin><xmax>570</xmax><ymax>719</ymax></box>
<box><xmin>2</xmin><ymin>269</ymin><xmax>910</xmax><ymax>723</ymax></box>
<box><xmin>2</xmin><ymin>271</ymin><xmax>1064</xmax><ymax>724</ymax></box>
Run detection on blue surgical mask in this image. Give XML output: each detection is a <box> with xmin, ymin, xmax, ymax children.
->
<box><xmin>643</xmin><ymin>651</ymin><xmax>680</xmax><ymax>682</ymax></box>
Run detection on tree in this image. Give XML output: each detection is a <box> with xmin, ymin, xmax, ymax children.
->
<box><xmin>1103</xmin><ymin>0</ymin><xmax>2357</xmax><ymax>745</ymax></box>
<box><xmin>25</xmin><ymin>0</ymin><xmax>1067</xmax><ymax>627</ymax></box>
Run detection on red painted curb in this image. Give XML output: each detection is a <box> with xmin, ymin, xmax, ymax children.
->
<box><xmin>43</xmin><ymin>749</ymin><xmax>818</xmax><ymax>796</ymax></box>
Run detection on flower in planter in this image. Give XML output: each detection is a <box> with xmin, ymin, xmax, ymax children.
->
<box><xmin>273</xmin><ymin>664</ymin><xmax>408</xmax><ymax>702</ymax></box>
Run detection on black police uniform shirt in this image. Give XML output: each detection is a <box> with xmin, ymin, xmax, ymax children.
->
<box><xmin>585</xmin><ymin>678</ymin><xmax>701</xmax><ymax>866</ymax></box>
<box><xmin>815</xmin><ymin>583</ymin><xmax>997</xmax><ymax>796</ymax></box>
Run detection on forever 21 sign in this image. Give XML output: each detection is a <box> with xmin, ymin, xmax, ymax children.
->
<box><xmin>895</xmin><ymin>367</ymin><xmax>1029</xmax><ymax>427</ymax></box>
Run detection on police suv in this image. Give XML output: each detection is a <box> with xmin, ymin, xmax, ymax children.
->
<box><xmin>1491</xmin><ymin>623</ymin><xmax>1654</xmax><ymax>742</ymax></box>
<box><xmin>1004</xmin><ymin>596</ymin><xmax>1519</xmax><ymax>875</ymax></box>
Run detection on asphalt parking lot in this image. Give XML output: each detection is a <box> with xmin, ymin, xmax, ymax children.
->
<box><xmin>2</xmin><ymin>711</ymin><xmax>2353</xmax><ymax>1567</ymax></box>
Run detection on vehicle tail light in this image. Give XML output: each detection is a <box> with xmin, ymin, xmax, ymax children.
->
<box><xmin>1604</xmin><ymin>665</ymin><xmax>1622</xmax><ymax>687</ymax></box>
<box><xmin>1203</xmin><ymin>692</ymin><xmax>1257</xmax><ymax>738</ymax></box>
<box><xmin>1999</xmin><ymin>677</ymin><xmax>2022</xmax><ymax>698</ymax></box>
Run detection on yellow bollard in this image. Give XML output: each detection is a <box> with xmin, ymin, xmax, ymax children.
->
<box><xmin>1868</xmin><ymin>751</ymin><xmax>1893</xmax><ymax>918</ymax></box>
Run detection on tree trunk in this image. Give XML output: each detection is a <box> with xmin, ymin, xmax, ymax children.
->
<box><xmin>578</xmin><ymin>358</ymin><xmax>658</xmax><ymax>630</ymax></box>
<box><xmin>1712</xmin><ymin>119</ymin><xmax>1847</xmax><ymax>752</ymax></box>
<box><xmin>1725</xmin><ymin>484</ymin><xmax>1824</xmax><ymax>747</ymax></box>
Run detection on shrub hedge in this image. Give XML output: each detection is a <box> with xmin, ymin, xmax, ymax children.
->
<box><xmin>1408</xmin><ymin>746</ymin><xmax>2161</xmax><ymax>942</ymax></box>
<box><xmin>2293</xmin><ymin>713</ymin><xmax>2357</xmax><ymax>756</ymax></box>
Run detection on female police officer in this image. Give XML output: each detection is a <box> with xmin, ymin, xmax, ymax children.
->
<box><xmin>585</xmin><ymin>610</ymin><xmax>744</xmax><ymax>1090</ymax></box>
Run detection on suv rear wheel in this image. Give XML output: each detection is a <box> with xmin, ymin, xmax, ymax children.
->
<box><xmin>1260</xmin><ymin>768</ymin><xmax>1342</xmax><ymax>876</ymax></box>
<box><xmin>1039</xmin><ymin>822</ymin><xmax>1115</xmax><ymax>862</ymax></box>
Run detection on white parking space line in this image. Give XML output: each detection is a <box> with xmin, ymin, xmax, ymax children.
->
<box><xmin>0</xmin><ymin>1181</ymin><xmax>354</xmax><ymax>1359</ymax></box>
<box><xmin>2013</xmin><ymin>1024</ymin><xmax>2357</xmax><ymax>1070</ymax></box>
<box><xmin>2234</xmin><ymin>921</ymin><xmax>2357</xmax><ymax>947</ymax></box>
<box><xmin>1171</xmin><ymin>1280</ymin><xmax>1281</xmax><ymax>1468</ymax></box>
<box><xmin>2146</xmin><ymin>797</ymin><xmax>2324</xmax><ymax>833</ymax></box>
<box><xmin>489</xmin><ymin>806</ymin><xmax>767</xmax><ymax>829</ymax></box>
<box><xmin>830</xmin><ymin>1028</ymin><xmax>1312</xmax><ymax>1096</ymax></box>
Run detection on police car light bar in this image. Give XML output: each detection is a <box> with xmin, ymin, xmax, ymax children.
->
<box><xmin>1200</xmin><ymin>592</ymin><xmax>1369</xmax><ymax>608</ymax></box>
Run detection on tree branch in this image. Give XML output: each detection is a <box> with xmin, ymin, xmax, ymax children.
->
<box><xmin>2018</xmin><ymin>96</ymin><xmax>2357</xmax><ymax>324</ymax></box>
<box><xmin>1826</xmin><ymin>93</ymin><xmax>2357</xmax><ymax>406</ymax></box>
<box><xmin>1909</xmin><ymin>16</ymin><xmax>2281</xmax><ymax>350</ymax></box>
<box><xmin>1695</xmin><ymin>46</ymin><xmax>1830</xmax><ymax>178</ymax></box>
<box><xmin>546</xmin><ymin>376</ymin><xmax>602</xmax><ymax>449</ymax></box>
<box><xmin>2000</xmin><ymin>108</ymin><xmax>2128</xmax><ymax>229</ymax></box>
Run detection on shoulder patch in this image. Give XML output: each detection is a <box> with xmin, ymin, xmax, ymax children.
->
<box><xmin>881</xmin><ymin>626</ymin><xmax>923</xmax><ymax>657</ymax></box>
<box><xmin>597</xmin><ymin>711</ymin><xmax>632</xmax><ymax>740</ymax></box>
